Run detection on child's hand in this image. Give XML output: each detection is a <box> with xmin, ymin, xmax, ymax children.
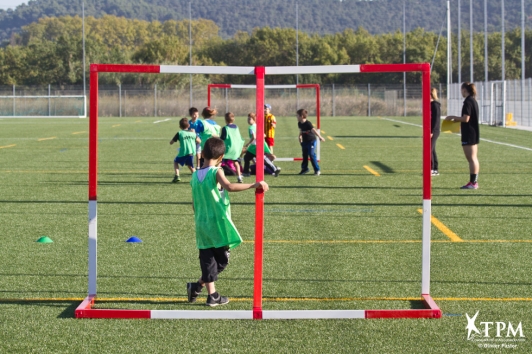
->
<box><xmin>319</xmin><ymin>136</ymin><xmax>325</xmax><ymax>142</ymax></box>
<box><xmin>254</xmin><ymin>181</ymin><xmax>269</xmax><ymax>192</ymax></box>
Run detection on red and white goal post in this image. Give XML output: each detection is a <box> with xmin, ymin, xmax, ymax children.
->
<box><xmin>207</xmin><ymin>83</ymin><xmax>321</xmax><ymax>162</ymax></box>
<box><xmin>76</xmin><ymin>63</ymin><xmax>441</xmax><ymax>320</ymax></box>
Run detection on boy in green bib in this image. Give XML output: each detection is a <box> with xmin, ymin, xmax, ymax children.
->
<box><xmin>187</xmin><ymin>137</ymin><xmax>269</xmax><ymax>306</ymax></box>
<box><xmin>220</xmin><ymin>112</ymin><xmax>245</xmax><ymax>183</ymax></box>
<box><xmin>169</xmin><ymin>118</ymin><xmax>200</xmax><ymax>182</ymax></box>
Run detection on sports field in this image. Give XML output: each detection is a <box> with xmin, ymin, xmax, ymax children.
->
<box><xmin>0</xmin><ymin>115</ymin><xmax>531</xmax><ymax>353</ymax></box>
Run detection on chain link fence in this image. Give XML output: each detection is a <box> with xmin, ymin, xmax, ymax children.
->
<box><xmin>448</xmin><ymin>79</ymin><xmax>532</xmax><ymax>128</ymax></box>
<box><xmin>2</xmin><ymin>83</ymin><xmax>449</xmax><ymax>119</ymax></box>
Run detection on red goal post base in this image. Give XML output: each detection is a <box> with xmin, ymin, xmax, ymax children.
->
<box><xmin>75</xmin><ymin>294</ymin><xmax>441</xmax><ymax>320</ymax></box>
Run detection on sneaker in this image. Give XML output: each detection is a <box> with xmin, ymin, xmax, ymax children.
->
<box><xmin>172</xmin><ymin>175</ymin><xmax>180</xmax><ymax>183</ymax></box>
<box><xmin>431</xmin><ymin>170</ymin><xmax>439</xmax><ymax>176</ymax></box>
<box><xmin>460</xmin><ymin>182</ymin><xmax>478</xmax><ymax>190</ymax></box>
<box><xmin>187</xmin><ymin>282</ymin><xmax>203</xmax><ymax>303</ymax></box>
<box><xmin>314</xmin><ymin>171</ymin><xmax>321</xmax><ymax>176</ymax></box>
<box><xmin>298</xmin><ymin>169</ymin><xmax>310</xmax><ymax>175</ymax></box>
<box><xmin>274</xmin><ymin>167</ymin><xmax>281</xmax><ymax>177</ymax></box>
<box><xmin>242</xmin><ymin>173</ymin><xmax>250</xmax><ymax>177</ymax></box>
<box><xmin>237</xmin><ymin>176</ymin><xmax>243</xmax><ymax>183</ymax></box>
<box><xmin>206</xmin><ymin>293</ymin><xmax>229</xmax><ymax>307</ymax></box>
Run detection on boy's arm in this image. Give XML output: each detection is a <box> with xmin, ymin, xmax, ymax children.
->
<box><xmin>170</xmin><ymin>132</ymin><xmax>179</xmax><ymax>145</ymax></box>
<box><xmin>271</xmin><ymin>116</ymin><xmax>276</xmax><ymax>127</ymax></box>
<box><xmin>216</xmin><ymin>169</ymin><xmax>269</xmax><ymax>192</ymax></box>
<box><xmin>312</xmin><ymin>128</ymin><xmax>325</xmax><ymax>141</ymax></box>
<box><xmin>298</xmin><ymin>130</ymin><xmax>303</xmax><ymax>143</ymax></box>
<box><xmin>245</xmin><ymin>130</ymin><xmax>256</xmax><ymax>147</ymax></box>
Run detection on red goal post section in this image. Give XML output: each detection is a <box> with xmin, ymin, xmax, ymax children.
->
<box><xmin>77</xmin><ymin>63</ymin><xmax>440</xmax><ymax>320</ymax></box>
<box><xmin>207</xmin><ymin>83</ymin><xmax>321</xmax><ymax>162</ymax></box>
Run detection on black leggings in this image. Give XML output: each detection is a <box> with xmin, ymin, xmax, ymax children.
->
<box><xmin>243</xmin><ymin>151</ymin><xmax>277</xmax><ymax>174</ymax></box>
<box><xmin>431</xmin><ymin>132</ymin><xmax>439</xmax><ymax>171</ymax></box>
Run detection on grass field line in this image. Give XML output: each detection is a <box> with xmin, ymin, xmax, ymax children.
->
<box><xmin>0</xmin><ymin>144</ymin><xmax>16</xmax><ymax>149</ymax></box>
<box><xmin>336</xmin><ymin>143</ymin><xmax>345</xmax><ymax>149</ymax></box>
<box><xmin>71</xmin><ymin>131</ymin><xmax>86</xmax><ymax>135</ymax></box>
<box><xmin>2</xmin><ymin>296</ymin><xmax>532</xmax><ymax>303</ymax></box>
<box><xmin>37</xmin><ymin>137</ymin><xmax>56</xmax><ymax>141</ymax></box>
<box><xmin>327</xmin><ymin>135</ymin><xmax>334</xmax><ymax>140</ymax></box>
<box><xmin>363</xmin><ymin>165</ymin><xmax>380</xmax><ymax>176</ymax></box>
<box><xmin>112</xmin><ymin>124</ymin><xmax>121</xmax><ymax>127</ymax></box>
<box><xmin>383</xmin><ymin>117</ymin><xmax>532</xmax><ymax>152</ymax></box>
<box><xmin>417</xmin><ymin>209</ymin><xmax>463</xmax><ymax>242</ymax></box>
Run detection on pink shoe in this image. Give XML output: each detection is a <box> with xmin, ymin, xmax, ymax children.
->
<box><xmin>460</xmin><ymin>182</ymin><xmax>478</xmax><ymax>189</ymax></box>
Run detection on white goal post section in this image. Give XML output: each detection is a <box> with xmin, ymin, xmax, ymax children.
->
<box><xmin>77</xmin><ymin>63</ymin><xmax>440</xmax><ymax>320</ymax></box>
<box><xmin>0</xmin><ymin>95</ymin><xmax>87</xmax><ymax>118</ymax></box>
<box><xmin>207</xmin><ymin>83</ymin><xmax>321</xmax><ymax>161</ymax></box>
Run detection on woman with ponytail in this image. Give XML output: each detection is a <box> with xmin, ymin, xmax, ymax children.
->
<box><xmin>445</xmin><ymin>82</ymin><xmax>480</xmax><ymax>189</ymax></box>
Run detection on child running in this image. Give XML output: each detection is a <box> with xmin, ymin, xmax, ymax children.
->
<box><xmin>196</xmin><ymin>107</ymin><xmax>221</xmax><ymax>167</ymax></box>
<box><xmin>187</xmin><ymin>137</ymin><xmax>269</xmax><ymax>306</ymax></box>
<box><xmin>188</xmin><ymin>107</ymin><xmax>202</xmax><ymax>169</ymax></box>
<box><xmin>243</xmin><ymin>112</ymin><xmax>281</xmax><ymax>177</ymax></box>
<box><xmin>220</xmin><ymin>112</ymin><xmax>245</xmax><ymax>183</ymax></box>
<box><xmin>297</xmin><ymin>108</ymin><xmax>325</xmax><ymax>176</ymax></box>
<box><xmin>169</xmin><ymin>118</ymin><xmax>201</xmax><ymax>182</ymax></box>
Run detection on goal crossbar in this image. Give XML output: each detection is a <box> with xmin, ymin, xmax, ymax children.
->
<box><xmin>77</xmin><ymin>63</ymin><xmax>440</xmax><ymax>320</ymax></box>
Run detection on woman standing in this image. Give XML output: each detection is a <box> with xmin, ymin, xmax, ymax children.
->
<box><xmin>430</xmin><ymin>88</ymin><xmax>441</xmax><ymax>176</ymax></box>
<box><xmin>445</xmin><ymin>82</ymin><xmax>480</xmax><ymax>189</ymax></box>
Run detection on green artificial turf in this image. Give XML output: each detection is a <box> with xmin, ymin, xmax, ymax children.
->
<box><xmin>0</xmin><ymin>115</ymin><xmax>531</xmax><ymax>353</ymax></box>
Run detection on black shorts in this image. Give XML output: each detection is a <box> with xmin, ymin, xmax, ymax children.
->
<box><xmin>199</xmin><ymin>246</ymin><xmax>230</xmax><ymax>283</ymax></box>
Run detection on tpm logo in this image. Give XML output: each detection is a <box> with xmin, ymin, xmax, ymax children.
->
<box><xmin>466</xmin><ymin>311</ymin><xmax>525</xmax><ymax>344</ymax></box>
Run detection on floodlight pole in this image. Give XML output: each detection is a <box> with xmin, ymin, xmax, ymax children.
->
<box><xmin>458</xmin><ymin>0</ymin><xmax>461</xmax><ymax>84</ymax></box>
<box><xmin>296</xmin><ymin>2</ymin><xmax>299</xmax><ymax>108</ymax></box>
<box><xmin>403</xmin><ymin>1</ymin><xmax>406</xmax><ymax>116</ymax></box>
<box><xmin>447</xmin><ymin>1</ymin><xmax>451</xmax><ymax>87</ymax></box>
<box><xmin>521</xmin><ymin>0</ymin><xmax>525</xmax><ymax>125</ymax></box>
<box><xmin>189</xmin><ymin>2</ymin><xmax>193</xmax><ymax>107</ymax></box>
<box><xmin>82</xmin><ymin>1</ymin><xmax>86</xmax><ymax>102</ymax></box>
<box><xmin>501</xmin><ymin>0</ymin><xmax>505</xmax><ymax>83</ymax></box>
<box><xmin>470</xmin><ymin>0</ymin><xmax>474</xmax><ymax>82</ymax></box>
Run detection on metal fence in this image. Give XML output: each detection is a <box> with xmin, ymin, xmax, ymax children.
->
<box><xmin>448</xmin><ymin>79</ymin><xmax>532</xmax><ymax>128</ymax></box>
<box><xmin>1</xmin><ymin>83</ymin><xmax>446</xmax><ymax>118</ymax></box>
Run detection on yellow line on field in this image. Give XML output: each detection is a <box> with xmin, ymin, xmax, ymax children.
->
<box><xmin>320</xmin><ymin>130</ymin><xmax>326</xmax><ymax>134</ymax></box>
<box><xmin>0</xmin><ymin>144</ymin><xmax>16</xmax><ymax>149</ymax></box>
<box><xmin>244</xmin><ymin>239</ymin><xmax>532</xmax><ymax>244</ymax></box>
<box><xmin>72</xmin><ymin>131</ymin><xmax>86</xmax><ymax>135</ymax></box>
<box><xmin>417</xmin><ymin>209</ymin><xmax>464</xmax><ymax>242</ymax></box>
<box><xmin>37</xmin><ymin>137</ymin><xmax>56</xmax><ymax>141</ymax></box>
<box><xmin>112</xmin><ymin>124</ymin><xmax>121</xmax><ymax>127</ymax></box>
<box><xmin>336</xmin><ymin>143</ymin><xmax>345</xmax><ymax>150</ymax></box>
<box><xmin>2</xmin><ymin>296</ymin><xmax>532</xmax><ymax>303</ymax></box>
<box><xmin>363</xmin><ymin>165</ymin><xmax>380</xmax><ymax>176</ymax></box>
<box><xmin>135</xmin><ymin>120</ymin><xmax>142</xmax><ymax>123</ymax></box>
<box><xmin>327</xmin><ymin>135</ymin><xmax>334</xmax><ymax>141</ymax></box>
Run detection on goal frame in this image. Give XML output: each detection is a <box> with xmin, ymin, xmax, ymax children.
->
<box><xmin>76</xmin><ymin>63</ymin><xmax>440</xmax><ymax>320</ymax></box>
<box><xmin>207</xmin><ymin>83</ymin><xmax>321</xmax><ymax>161</ymax></box>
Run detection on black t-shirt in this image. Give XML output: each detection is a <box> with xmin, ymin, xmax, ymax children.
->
<box><xmin>431</xmin><ymin>101</ymin><xmax>441</xmax><ymax>134</ymax></box>
<box><xmin>461</xmin><ymin>95</ymin><xmax>480</xmax><ymax>144</ymax></box>
<box><xmin>298</xmin><ymin>120</ymin><xmax>316</xmax><ymax>142</ymax></box>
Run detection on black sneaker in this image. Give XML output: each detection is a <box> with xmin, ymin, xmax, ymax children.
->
<box><xmin>187</xmin><ymin>282</ymin><xmax>203</xmax><ymax>303</ymax></box>
<box><xmin>206</xmin><ymin>293</ymin><xmax>229</xmax><ymax>307</ymax></box>
<box><xmin>172</xmin><ymin>175</ymin><xmax>181</xmax><ymax>183</ymax></box>
<box><xmin>298</xmin><ymin>169</ymin><xmax>310</xmax><ymax>175</ymax></box>
<box><xmin>274</xmin><ymin>167</ymin><xmax>281</xmax><ymax>177</ymax></box>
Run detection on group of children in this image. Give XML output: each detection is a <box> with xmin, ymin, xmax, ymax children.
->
<box><xmin>170</xmin><ymin>105</ymin><xmax>282</xmax><ymax>184</ymax></box>
<box><xmin>170</xmin><ymin>105</ymin><xmax>322</xmax><ymax>307</ymax></box>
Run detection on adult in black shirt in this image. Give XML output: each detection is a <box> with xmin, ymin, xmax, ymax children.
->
<box><xmin>297</xmin><ymin>109</ymin><xmax>325</xmax><ymax>175</ymax></box>
<box><xmin>445</xmin><ymin>82</ymin><xmax>480</xmax><ymax>189</ymax></box>
<box><xmin>430</xmin><ymin>88</ymin><xmax>441</xmax><ymax>176</ymax></box>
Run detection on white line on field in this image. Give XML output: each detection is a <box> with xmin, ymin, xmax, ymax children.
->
<box><xmin>382</xmin><ymin>118</ymin><xmax>532</xmax><ymax>152</ymax></box>
<box><xmin>154</xmin><ymin>118</ymin><xmax>171</xmax><ymax>124</ymax></box>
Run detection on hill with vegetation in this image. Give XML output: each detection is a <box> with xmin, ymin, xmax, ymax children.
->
<box><xmin>1</xmin><ymin>0</ymin><xmax>531</xmax><ymax>43</ymax></box>
<box><xmin>1</xmin><ymin>15</ymin><xmax>530</xmax><ymax>86</ymax></box>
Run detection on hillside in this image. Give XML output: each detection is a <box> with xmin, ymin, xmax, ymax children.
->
<box><xmin>1</xmin><ymin>0</ymin><xmax>531</xmax><ymax>43</ymax></box>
